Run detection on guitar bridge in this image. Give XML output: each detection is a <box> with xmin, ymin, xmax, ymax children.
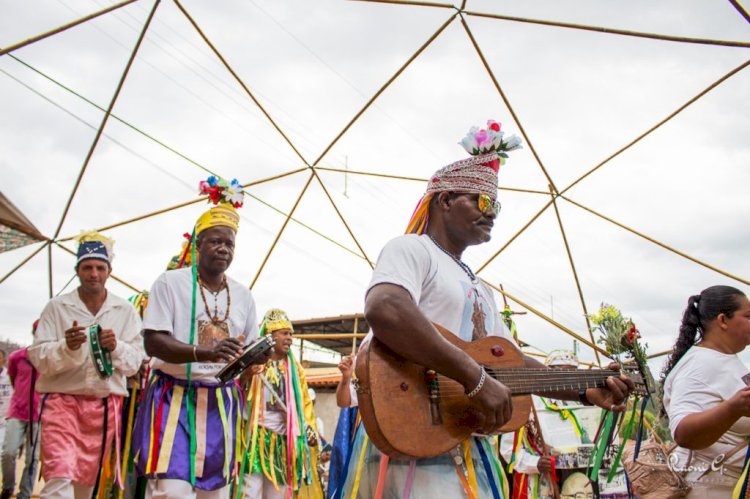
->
<box><xmin>425</xmin><ymin>369</ymin><xmax>442</xmax><ymax>425</ymax></box>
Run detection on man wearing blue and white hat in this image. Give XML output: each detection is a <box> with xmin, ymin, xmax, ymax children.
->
<box><xmin>28</xmin><ymin>231</ymin><xmax>144</xmax><ymax>498</ymax></box>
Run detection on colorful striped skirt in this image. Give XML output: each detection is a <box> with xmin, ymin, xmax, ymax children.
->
<box><xmin>250</xmin><ymin>426</ymin><xmax>288</xmax><ymax>487</ymax></box>
<box><xmin>131</xmin><ymin>370</ymin><xmax>243</xmax><ymax>490</ymax></box>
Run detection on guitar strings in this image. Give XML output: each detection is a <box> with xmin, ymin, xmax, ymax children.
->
<box><xmin>430</xmin><ymin>370</ymin><xmax>646</xmax><ymax>396</ymax></box>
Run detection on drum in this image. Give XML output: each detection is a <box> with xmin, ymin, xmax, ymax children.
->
<box><xmin>215</xmin><ymin>335</ymin><xmax>275</xmax><ymax>383</ymax></box>
<box><xmin>88</xmin><ymin>324</ymin><xmax>113</xmax><ymax>378</ymax></box>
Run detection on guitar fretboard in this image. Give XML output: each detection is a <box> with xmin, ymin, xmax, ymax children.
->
<box><xmin>487</xmin><ymin>368</ymin><xmax>616</xmax><ymax>395</ymax></box>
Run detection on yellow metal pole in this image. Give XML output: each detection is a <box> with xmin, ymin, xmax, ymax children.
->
<box><xmin>292</xmin><ymin>333</ymin><xmax>367</xmax><ymax>341</ymax></box>
<box><xmin>0</xmin><ymin>0</ymin><xmax>139</xmax><ymax>56</ymax></box>
<box><xmin>548</xmin><ymin>185</ymin><xmax>601</xmax><ymax>366</ymax></box>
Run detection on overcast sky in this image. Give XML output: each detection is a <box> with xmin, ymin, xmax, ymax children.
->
<box><xmin>1</xmin><ymin>0</ymin><xmax>749</xmax><ymax>375</ymax></box>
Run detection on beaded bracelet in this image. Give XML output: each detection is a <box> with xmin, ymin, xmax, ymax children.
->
<box><xmin>465</xmin><ymin>367</ymin><xmax>486</xmax><ymax>399</ymax></box>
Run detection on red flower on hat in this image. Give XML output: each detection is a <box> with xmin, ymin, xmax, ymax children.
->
<box><xmin>208</xmin><ymin>187</ymin><xmax>223</xmax><ymax>204</ymax></box>
<box><xmin>199</xmin><ymin>182</ymin><xmax>223</xmax><ymax>205</ymax></box>
<box><xmin>487</xmin><ymin>120</ymin><xmax>501</xmax><ymax>132</ymax></box>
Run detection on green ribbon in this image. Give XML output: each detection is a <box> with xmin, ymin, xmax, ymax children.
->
<box><xmin>607</xmin><ymin>398</ymin><xmax>638</xmax><ymax>482</ymax></box>
<box><xmin>288</xmin><ymin>353</ymin><xmax>312</xmax><ymax>485</ymax></box>
<box><xmin>187</xmin><ymin>228</ymin><xmax>197</xmax><ymax>486</ymax></box>
<box><xmin>589</xmin><ymin>409</ymin><xmax>616</xmax><ymax>482</ymax></box>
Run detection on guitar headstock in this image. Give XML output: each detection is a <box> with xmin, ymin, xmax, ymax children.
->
<box><xmin>621</xmin><ymin>364</ymin><xmax>651</xmax><ymax>398</ymax></box>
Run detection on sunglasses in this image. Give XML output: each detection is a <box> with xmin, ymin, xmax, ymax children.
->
<box><xmin>448</xmin><ymin>191</ymin><xmax>501</xmax><ymax>216</ymax></box>
<box><xmin>477</xmin><ymin>193</ymin><xmax>501</xmax><ymax>216</ymax></box>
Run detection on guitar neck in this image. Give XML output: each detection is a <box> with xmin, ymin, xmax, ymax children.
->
<box><xmin>488</xmin><ymin>368</ymin><xmax>613</xmax><ymax>395</ymax></box>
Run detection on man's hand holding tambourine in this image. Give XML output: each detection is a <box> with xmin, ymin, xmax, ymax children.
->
<box><xmin>204</xmin><ymin>335</ymin><xmax>245</xmax><ymax>363</ymax></box>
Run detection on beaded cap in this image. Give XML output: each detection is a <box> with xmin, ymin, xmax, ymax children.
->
<box><xmin>544</xmin><ymin>349</ymin><xmax>579</xmax><ymax>367</ymax></box>
<box><xmin>75</xmin><ymin>230</ymin><xmax>114</xmax><ymax>266</ymax></box>
<box><xmin>405</xmin><ymin>119</ymin><xmax>522</xmax><ymax>234</ymax></box>
<box><xmin>426</xmin><ymin>152</ymin><xmax>500</xmax><ymax>198</ymax></box>
<box><xmin>263</xmin><ymin>308</ymin><xmax>293</xmax><ymax>333</ymax></box>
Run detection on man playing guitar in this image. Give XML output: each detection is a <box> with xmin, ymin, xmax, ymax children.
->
<box><xmin>344</xmin><ymin>121</ymin><xmax>633</xmax><ymax>498</ymax></box>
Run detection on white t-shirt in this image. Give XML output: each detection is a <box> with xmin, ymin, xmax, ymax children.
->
<box><xmin>664</xmin><ymin>346</ymin><xmax>750</xmax><ymax>468</ymax></box>
<box><xmin>143</xmin><ymin>268</ymin><xmax>259</xmax><ymax>382</ymax></box>
<box><xmin>260</xmin><ymin>402</ymin><xmax>287</xmax><ymax>435</ymax></box>
<box><xmin>367</xmin><ymin>234</ymin><xmax>510</xmax><ymax>342</ymax></box>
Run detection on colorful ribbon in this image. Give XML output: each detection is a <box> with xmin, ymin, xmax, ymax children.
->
<box><xmin>589</xmin><ymin>409</ymin><xmax>616</xmax><ymax>482</ymax></box>
<box><xmin>733</xmin><ymin>441</ymin><xmax>750</xmax><ymax>499</ymax></box>
<box><xmin>187</xmin><ymin>228</ymin><xmax>198</xmax><ymax>486</ymax></box>
<box><xmin>607</xmin><ymin>397</ymin><xmax>639</xmax><ymax>482</ymax></box>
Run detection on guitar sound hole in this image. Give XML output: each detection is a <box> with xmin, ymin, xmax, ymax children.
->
<box><xmin>491</xmin><ymin>346</ymin><xmax>504</xmax><ymax>357</ymax></box>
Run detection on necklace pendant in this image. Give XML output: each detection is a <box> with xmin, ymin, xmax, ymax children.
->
<box><xmin>471</xmin><ymin>295</ymin><xmax>488</xmax><ymax>340</ymax></box>
<box><xmin>198</xmin><ymin>319</ymin><xmax>230</xmax><ymax>348</ymax></box>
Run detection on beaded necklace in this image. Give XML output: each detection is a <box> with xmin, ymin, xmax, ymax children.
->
<box><xmin>428</xmin><ymin>235</ymin><xmax>479</xmax><ymax>285</ymax></box>
<box><xmin>197</xmin><ymin>274</ymin><xmax>230</xmax><ymax>324</ymax></box>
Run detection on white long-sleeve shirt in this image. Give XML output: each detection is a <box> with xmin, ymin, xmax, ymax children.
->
<box><xmin>29</xmin><ymin>288</ymin><xmax>144</xmax><ymax>398</ymax></box>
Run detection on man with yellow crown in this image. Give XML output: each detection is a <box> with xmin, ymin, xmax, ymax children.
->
<box><xmin>241</xmin><ymin>308</ymin><xmax>323</xmax><ymax>499</ymax></box>
<box><xmin>132</xmin><ymin>176</ymin><xmax>267</xmax><ymax>498</ymax></box>
<box><xmin>28</xmin><ymin>231</ymin><xmax>145</xmax><ymax>498</ymax></box>
<box><xmin>342</xmin><ymin>120</ymin><xmax>633</xmax><ymax>498</ymax></box>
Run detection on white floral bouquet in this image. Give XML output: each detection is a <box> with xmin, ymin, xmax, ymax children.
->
<box><xmin>459</xmin><ymin>119</ymin><xmax>522</xmax><ymax>165</ymax></box>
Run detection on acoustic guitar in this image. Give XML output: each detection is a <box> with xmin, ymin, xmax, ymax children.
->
<box><xmin>354</xmin><ymin>323</ymin><xmax>646</xmax><ymax>459</ymax></box>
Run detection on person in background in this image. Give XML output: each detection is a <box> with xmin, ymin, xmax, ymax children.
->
<box><xmin>560</xmin><ymin>472</ymin><xmax>594</xmax><ymax>499</ymax></box>
<box><xmin>0</xmin><ymin>350</ymin><xmax>10</xmax><ymax>453</ymax></box>
<box><xmin>29</xmin><ymin>231</ymin><xmax>144</xmax><ymax>498</ymax></box>
<box><xmin>335</xmin><ymin>355</ymin><xmax>356</xmax><ymax>409</ymax></box>
<box><xmin>327</xmin><ymin>354</ymin><xmax>359</xmax><ymax>499</ymax></box>
<box><xmin>0</xmin><ymin>320</ymin><xmax>41</xmax><ymax>499</ymax></box>
<box><xmin>662</xmin><ymin>285</ymin><xmax>750</xmax><ymax>498</ymax></box>
<box><xmin>242</xmin><ymin>308</ymin><xmax>323</xmax><ymax>499</ymax></box>
<box><xmin>309</xmin><ymin>388</ymin><xmax>326</xmax><ymax>443</ymax></box>
<box><xmin>131</xmin><ymin>178</ymin><xmax>263</xmax><ymax>499</ymax></box>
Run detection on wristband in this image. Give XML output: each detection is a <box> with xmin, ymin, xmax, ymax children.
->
<box><xmin>192</xmin><ymin>345</ymin><xmax>199</xmax><ymax>362</ymax></box>
<box><xmin>578</xmin><ymin>388</ymin><xmax>593</xmax><ymax>406</ymax></box>
<box><xmin>465</xmin><ymin>367</ymin><xmax>486</xmax><ymax>399</ymax></box>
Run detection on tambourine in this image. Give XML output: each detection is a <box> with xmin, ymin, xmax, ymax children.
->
<box><xmin>215</xmin><ymin>335</ymin><xmax>275</xmax><ymax>383</ymax></box>
<box><xmin>88</xmin><ymin>324</ymin><xmax>113</xmax><ymax>379</ymax></box>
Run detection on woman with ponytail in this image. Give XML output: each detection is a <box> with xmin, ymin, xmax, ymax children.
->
<box><xmin>661</xmin><ymin>285</ymin><xmax>750</xmax><ymax>497</ymax></box>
